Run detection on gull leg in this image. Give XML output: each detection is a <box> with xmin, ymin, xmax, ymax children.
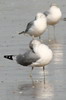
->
<box><xmin>53</xmin><ymin>25</ymin><xmax>56</xmax><ymax>42</ymax></box>
<box><xmin>32</xmin><ymin>35</ymin><xmax>35</xmax><ymax>39</ymax></box>
<box><xmin>30</xmin><ymin>67</ymin><xmax>34</xmax><ymax>78</ymax></box>
<box><xmin>43</xmin><ymin>66</ymin><xmax>45</xmax><ymax>84</ymax></box>
<box><xmin>47</xmin><ymin>26</ymin><xmax>51</xmax><ymax>42</ymax></box>
<box><xmin>30</xmin><ymin>67</ymin><xmax>35</xmax><ymax>87</ymax></box>
<box><xmin>39</xmin><ymin>36</ymin><xmax>41</xmax><ymax>40</ymax></box>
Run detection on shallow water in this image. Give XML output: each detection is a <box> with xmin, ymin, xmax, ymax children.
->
<box><xmin>0</xmin><ymin>0</ymin><xmax>66</xmax><ymax>100</ymax></box>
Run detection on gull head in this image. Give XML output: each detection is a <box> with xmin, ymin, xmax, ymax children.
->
<box><xmin>29</xmin><ymin>39</ymin><xmax>41</xmax><ymax>50</ymax></box>
<box><xmin>35</xmin><ymin>12</ymin><xmax>46</xmax><ymax>19</ymax></box>
<box><xmin>50</xmin><ymin>3</ymin><xmax>58</xmax><ymax>7</ymax></box>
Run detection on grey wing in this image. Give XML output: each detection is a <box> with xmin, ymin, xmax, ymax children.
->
<box><xmin>16</xmin><ymin>50</ymin><xmax>40</xmax><ymax>66</ymax></box>
<box><xmin>44</xmin><ymin>11</ymin><xmax>49</xmax><ymax>16</ymax></box>
<box><xmin>25</xmin><ymin>21</ymin><xmax>34</xmax><ymax>32</ymax></box>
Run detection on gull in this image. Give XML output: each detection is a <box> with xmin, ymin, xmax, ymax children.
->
<box><xmin>18</xmin><ymin>13</ymin><xmax>47</xmax><ymax>39</ymax></box>
<box><xmin>4</xmin><ymin>40</ymin><xmax>53</xmax><ymax>83</ymax></box>
<box><xmin>44</xmin><ymin>3</ymin><xmax>62</xmax><ymax>40</ymax></box>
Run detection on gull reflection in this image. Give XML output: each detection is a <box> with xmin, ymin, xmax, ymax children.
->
<box><xmin>32</xmin><ymin>81</ymin><xmax>54</xmax><ymax>99</ymax></box>
<box><xmin>49</xmin><ymin>41</ymin><xmax>63</xmax><ymax>65</ymax></box>
<box><xmin>53</xmin><ymin>43</ymin><xmax>63</xmax><ymax>65</ymax></box>
<box><xmin>18</xmin><ymin>81</ymin><xmax>54</xmax><ymax>99</ymax></box>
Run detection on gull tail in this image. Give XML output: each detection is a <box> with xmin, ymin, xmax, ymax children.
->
<box><xmin>4</xmin><ymin>55</ymin><xmax>16</xmax><ymax>60</ymax></box>
<box><xmin>63</xmin><ymin>17</ymin><xmax>66</xmax><ymax>21</ymax></box>
<box><xmin>19</xmin><ymin>31</ymin><xmax>25</xmax><ymax>35</ymax></box>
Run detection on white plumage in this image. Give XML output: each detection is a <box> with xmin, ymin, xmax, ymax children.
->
<box><xmin>44</xmin><ymin>4</ymin><xmax>62</xmax><ymax>25</ymax></box>
<box><xmin>19</xmin><ymin>13</ymin><xmax>47</xmax><ymax>38</ymax></box>
<box><xmin>30</xmin><ymin>40</ymin><xmax>53</xmax><ymax>67</ymax></box>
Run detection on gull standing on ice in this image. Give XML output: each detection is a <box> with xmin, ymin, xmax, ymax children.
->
<box><xmin>44</xmin><ymin>4</ymin><xmax>62</xmax><ymax>40</ymax></box>
<box><xmin>4</xmin><ymin>40</ymin><xmax>53</xmax><ymax>83</ymax></box>
<box><xmin>19</xmin><ymin>13</ymin><xmax>47</xmax><ymax>39</ymax></box>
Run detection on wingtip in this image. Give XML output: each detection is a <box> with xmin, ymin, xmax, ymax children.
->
<box><xmin>4</xmin><ymin>55</ymin><xmax>13</xmax><ymax>60</ymax></box>
<box><xmin>19</xmin><ymin>31</ymin><xmax>25</xmax><ymax>35</ymax></box>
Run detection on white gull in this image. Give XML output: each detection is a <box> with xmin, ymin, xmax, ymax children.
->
<box><xmin>4</xmin><ymin>40</ymin><xmax>53</xmax><ymax>83</ymax></box>
<box><xmin>44</xmin><ymin>3</ymin><xmax>62</xmax><ymax>40</ymax></box>
<box><xmin>19</xmin><ymin>13</ymin><xmax>47</xmax><ymax>39</ymax></box>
